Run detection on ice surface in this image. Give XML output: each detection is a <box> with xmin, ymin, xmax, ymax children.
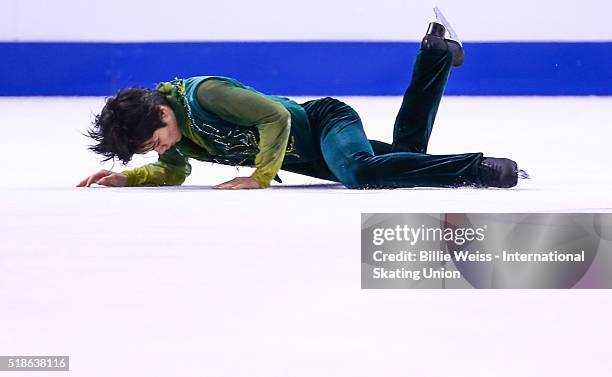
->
<box><xmin>1</xmin><ymin>96</ymin><xmax>611</xmax><ymax>376</ymax></box>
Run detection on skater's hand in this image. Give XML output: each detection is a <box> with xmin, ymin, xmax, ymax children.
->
<box><xmin>76</xmin><ymin>170</ymin><xmax>128</xmax><ymax>187</ymax></box>
<box><xmin>213</xmin><ymin>177</ymin><xmax>261</xmax><ymax>190</ymax></box>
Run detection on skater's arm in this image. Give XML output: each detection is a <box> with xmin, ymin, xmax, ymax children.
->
<box><xmin>196</xmin><ymin>79</ymin><xmax>290</xmax><ymax>188</ymax></box>
<box><xmin>120</xmin><ymin>146</ymin><xmax>192</xmax><ymax>186</ymax></box>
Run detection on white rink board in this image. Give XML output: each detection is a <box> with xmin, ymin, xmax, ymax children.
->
<box><xmin>1</xmin><ymin>0</ymin><xmax>612</xmax><ymax>41</ymax></box>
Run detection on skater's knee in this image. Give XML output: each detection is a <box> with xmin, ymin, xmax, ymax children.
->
<box><xmin>338</xmin><ymin>164</ymin><xmax>377</xmax><ymax>189</ymax></box>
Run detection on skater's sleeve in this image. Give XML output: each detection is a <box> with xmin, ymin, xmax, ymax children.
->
<box><xmin>196</xmin><ymin>79</ymin><xmax>290</xmax><ymax>188</ymax></box>
<box><xmin>120</xmin><ymin>147</ymin><xmax>192</xmax><ymax>186</ymax></box>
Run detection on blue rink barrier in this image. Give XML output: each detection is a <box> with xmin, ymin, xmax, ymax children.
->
<box><xmin>1</xmin><ymin>41</ymin><xmax>611</xmax><ymax>96</ymax></box>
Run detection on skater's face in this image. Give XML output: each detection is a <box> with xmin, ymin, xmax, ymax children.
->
<box><xmin>138</xmin><ymin>105</ymin><xmax>183</xmax><ymax>155</ymax></box>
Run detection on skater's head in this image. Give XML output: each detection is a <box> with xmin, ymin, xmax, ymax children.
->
<box><xmin>86</xmin><ymin>88</ymin><xmax>182</xmax><ymax>164</ymax></box>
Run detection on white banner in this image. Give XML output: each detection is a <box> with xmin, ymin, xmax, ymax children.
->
<box><xmin>1</xmin><ymin>0</ymin><xmax>611</xmax><ymax>42</ymax></box>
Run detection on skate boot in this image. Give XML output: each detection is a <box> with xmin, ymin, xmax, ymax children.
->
<box><xmin>421</xmin><ymin>6</ymin><xmax>464</xmax><ymax>67</ymax></box>
<box><xmin>478</xmin><ymin>157</ymin><xmax>519</xmax><ymax>188</ymax></box>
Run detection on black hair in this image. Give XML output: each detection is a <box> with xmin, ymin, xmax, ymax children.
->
<box><xmin>85</xmin><ymin>88</ymin><xmax>169</xmax><ymax>164</ymax></box>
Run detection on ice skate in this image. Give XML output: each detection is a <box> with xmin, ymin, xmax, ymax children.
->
<box><xmin>421</xmin><ymin>6</ymin><xmax>464</xmax><ymax>67</ymax></box>
<box><xmin>478</xmin><ymin>157</ymin><xmax>519</xmax><ymax>188</ymax></box>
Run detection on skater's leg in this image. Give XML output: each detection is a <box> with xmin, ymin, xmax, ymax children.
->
<box><xmin>392</xmin><ymin>48</ymin><xmax>453</xmax><ymax>153</ymax></box>
<box><xmin>370</xmin><ymin>48</ymin><xmax>452</xmax><ymax>156</ymax></box>
<box><xmin>314</xmin><ymin>98</ymin><xmax>483</xmax><ymax>189</ymax></box>
<box><xmin>369</xmin><ymin>139</ymin><xmax>393</xmax><ymax>155</ymax></box>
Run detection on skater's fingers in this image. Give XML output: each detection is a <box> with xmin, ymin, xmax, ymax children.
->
<box><xmin>86</xmin><ymin>174</ymin><xmax>102</xmax><ymax>187</ymax></box>
<box><xmin>76</xmin><ymin>177</ymin><xmax>89</xmax><ymax>187</ymax></box>
<box><xmin>87</xmin><ymin>170</ymin><xmax>112</xmax><ymax>186</ymax></box>
<box><xmin>230</xmin><ymin>179</ymin><xmax>258</xmax><ymax>190</ymax></box>
<box><xmin>77</xmin><ymin>170</ymin><xmax>110</xmax><ymax>187</ymax></box>
<box><xmin>213</xmin><ymin>178</ymin><xmax>238</xmax><ymax>189</ymax></box>
<box><xmin>85</xmin><ymin>175</ymin><xmax>98</xmax><ymax>187</ymax></box>
<box><xmin>79</xmin><ymin>175</ymin><xmax>94</xmax><ymax>187</ymax></box>
<box><xmin>215</xmin><ymin>182</ymin><xmax>240</xmax><ymax>189</ymax></box>
<box><xmin>213</xmin><ymin>177</ymin><xmax>260</xmax><ymax>190</ymax></box>
<box><xmin>213</xmin><ymin>182</ymin><xmax>233</xmax><ymax>189</ymax></box>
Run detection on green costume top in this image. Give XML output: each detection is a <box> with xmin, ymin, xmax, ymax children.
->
<box><xmin>121</xmin><ymin>76</ymin><xmax>319</xmax><ymax>188</ymax></box>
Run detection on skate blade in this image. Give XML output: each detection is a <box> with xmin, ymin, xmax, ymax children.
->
<box><xmin>518</xmin><ymin>169</ymin><xmax>531</xmax><ymax>179</ymax></box>
<box><xmin>433</xmin><ymin>6</ymin><xmax>462</xmax><ymax>46</ymax></box>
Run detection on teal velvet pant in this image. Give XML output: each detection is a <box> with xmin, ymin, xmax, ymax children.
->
<box><xmin>289</xmin><ymin>48</ymin><xmax>484</xmax><ymax>189</ymax></box>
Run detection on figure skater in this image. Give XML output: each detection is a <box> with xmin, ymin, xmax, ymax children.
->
<box><xmin>78</xmin><ymin>8</ymin><xmax>526</xmax><ymax>190</ymax></box>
